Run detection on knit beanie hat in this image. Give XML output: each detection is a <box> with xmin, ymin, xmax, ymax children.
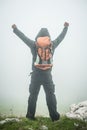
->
<box><xmin>35</xmin><ymin>28</ymin><xmax>51</xmax><ymax>41</ymax></box>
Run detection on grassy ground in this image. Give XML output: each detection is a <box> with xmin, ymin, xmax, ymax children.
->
<box><xmin>0</xmin><ymin>116</ymin><xmax>87</xmax><ymax>130</ymax></box>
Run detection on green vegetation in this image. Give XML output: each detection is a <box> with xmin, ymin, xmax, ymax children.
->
<box><xmin>0</xmin><ymin>116</ymin><xmax>87</xmax><ymax>130</ymax></box>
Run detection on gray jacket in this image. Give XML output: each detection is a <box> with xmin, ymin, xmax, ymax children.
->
<box><xmin>13</xmin><ymin>27</ymin><xmax>68</xmax><ymax>71</ymax></box>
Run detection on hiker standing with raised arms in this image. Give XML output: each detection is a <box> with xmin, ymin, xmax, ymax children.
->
<box><xmin>12</xmin><ymin>22</ymin><xmax>69</xmax><ymax>121</ymax></box>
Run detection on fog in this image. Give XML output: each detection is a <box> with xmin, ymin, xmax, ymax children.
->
<box><xmin>0</xmin><ymin>0</ymin><xmax>87</xmax><ymax>117</ymax></box>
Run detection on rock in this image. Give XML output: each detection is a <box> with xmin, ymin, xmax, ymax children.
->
<box><xmin>40</xmin><ymin>125</ymin><xmax>48</xmax><ymax>130</ymax></box>
<box><xmin>0</xmin><ymin>118</ymin><xmax>20</xmax><ymax>125</ymax></box>
<box><xmin>66</xmin><ymin>100</ymin><xmax>87</xmax><ymax>121</ymax></box>
<box><xmin>74</xmin><ymin>122</ymin><xmax>79</xmax><ymax>127</ymax></box>
<box><xmin>28</xmin><ymin>128</ymin><xmax>33</xmax><ymax>130</ymax></box>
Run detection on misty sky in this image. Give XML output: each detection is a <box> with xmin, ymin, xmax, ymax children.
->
<box><xmin>0</xmin><ymin>0</ymin><xmax>87</xmax><ymax>116</ymax></box>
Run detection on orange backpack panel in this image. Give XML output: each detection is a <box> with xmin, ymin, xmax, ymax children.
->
<box><xmin>37</xmin><ymin>36</ymin><xmax>51</xmax><ymax>47</ymax></box>
<box><xmin>34</xmin><ymin>36</ymin><xmax>53</xmax><ymax>70</ymax></box>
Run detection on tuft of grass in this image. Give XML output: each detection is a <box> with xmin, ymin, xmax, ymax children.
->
<box><xmin>0</xmin><ymin>116</ymin><xmax>87</xmax><ymax>130</ymax></box>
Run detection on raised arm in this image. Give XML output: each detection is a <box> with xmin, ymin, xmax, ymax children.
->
<box><xmin>52</xmin><ymin>22</ymin><xmax>69</xmax><ymax>49</ymax></box>
<box><xmin>12</xmin><ymin>24</ymin><xmax>34</xmax><ymax>49</ymax></box>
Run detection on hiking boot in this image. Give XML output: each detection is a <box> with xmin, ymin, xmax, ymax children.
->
<box><xmin>26</xmin><ymin>115</ymin><xmax>36</xmax><ymax>121</ymax></box>
<box><xmin>52</xmin><ymin>113</ymin><xmax>60</xmax><ymax>122</ymax></box>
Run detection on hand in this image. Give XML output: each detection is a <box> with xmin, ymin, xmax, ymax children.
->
<box><xmin>64</xmin><ymin>22</ymin><xmax>69</xmax><ymax>27</ymax></box>
<box><xmin>12</xmin><ymin>24</ymin><xmax>17</xmax><ymax>29</ymax></box>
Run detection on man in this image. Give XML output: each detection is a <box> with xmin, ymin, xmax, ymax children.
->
<box><xmin>12</xmin><ymin>22</ymin><xmax>69</xmax><ymax>121</ymax></box>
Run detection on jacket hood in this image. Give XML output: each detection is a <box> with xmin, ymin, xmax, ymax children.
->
<box><xmin>35</xmin><ymin>28</ymin><xmax>51</xmax><ymax>41</ymax></box>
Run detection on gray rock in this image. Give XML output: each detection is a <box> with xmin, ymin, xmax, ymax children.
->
<box><xmin>0</xmin><ymin>118</ymin><xmax>20</xmax><ymax>124</ymax></box>
<box><xmin>66</xmin><ymin>100</ymin><xmax>87</xmax><ymax>121</ymax></box>
<box><xmin>40</xmin><ymin>125</ymin><xmax>48</xmax><ymax>130</ymax></box>
<box><xmin>28</xmin><ymin>128</ymin><xmax>33</xmax><ymax>130</ymax></box>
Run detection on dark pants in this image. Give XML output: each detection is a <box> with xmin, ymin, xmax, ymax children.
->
<box><xmin>26</xmin><ymin>70</ymin><xmax>60</xmax><ymax>121</ymax></box>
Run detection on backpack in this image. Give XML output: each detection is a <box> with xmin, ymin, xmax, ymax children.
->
<box><xmin>34</xmin><ymin>36</ymin><xmax>53</xmax><ymax>70</ymax></box>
